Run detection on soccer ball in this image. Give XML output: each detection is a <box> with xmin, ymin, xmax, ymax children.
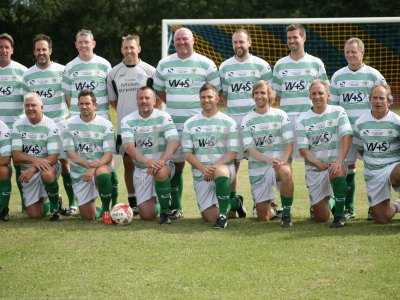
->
<box><xmin>110</xmin><ymin>203</ymin><xmax>133</xmax><ymax>225</ymax></box>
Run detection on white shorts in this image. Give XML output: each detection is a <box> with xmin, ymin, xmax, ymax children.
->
<box><xmin>251</xmin><ymin>165</ymin><xmax>278</xmax><ymax>204</ymax></box>
<box><xmin>193</xmin><ymin>164</ymin><xmax>235</xmax><ymax>212</ymax></box>
<box><xmin>365</xmin><ymin>163</ymin><xmax>400</xmax><ymax>207</ymax></box>
<box><xmin>72</xmin><ymin>178</ymin><xmax>99</xmax><ymax>206</ymax></box>
<box><xmin>305</xmin><ymin>168</ymin><xmax>332</xmax><ymax>206</ymax></box>
<box><xmin>232</xmin><ymin>115</ymin><xmax>246</xmax><ymax>160</ymax></box>
<box><xmin>133</xmin><ymin>161</ymin><xmax>175</xmax><ymax>205</ymax></box>
<box><xmin>289</xmin><ymin>114</ymin><xmax>302</xmax><ymax>160</ymax></box>
<box><xmin>56</xmin><ymin>122</ymin><xmax>67</xmax><ymax>160</ymax></box>
<box><xmin>172</xmin><ymin>130</ymin><xmax>184</xmax><ymax>162</ymax></box>
<box><xmin>22</xmin><ymin>172</ymin><xmax>48</xmax><ymax>207</ymax></box>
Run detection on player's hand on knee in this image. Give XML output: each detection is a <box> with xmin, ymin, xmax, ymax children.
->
<box><xmin>32</xmin><ymin>158</ymin><xmax>51</xmax><ymax>172</ymax></box>
<box><xmin>82</xmin><ymin>168</ymin><xmax>95</xmax><ymax>182</ymax></box>
<box><xmin>19</xmin><ymin>167</ymin><xmax>36</xmax><ymax>183</ymax></box>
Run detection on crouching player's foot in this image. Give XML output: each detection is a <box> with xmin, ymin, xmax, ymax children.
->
<box><xmin>214</xmin><ymin>214</ymin><xmax>228</xmax><ymax>229</ymax></box>
<box><xmin>102</xmin><ymin>211</ymin><xmax>113</xmax><ymax>225</ymax></box>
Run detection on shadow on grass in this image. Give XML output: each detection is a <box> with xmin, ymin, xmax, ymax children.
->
<box><xmin>2</xmin><ymin>212</ymin><xmax>399</xmax><ymax>238</ymax></box>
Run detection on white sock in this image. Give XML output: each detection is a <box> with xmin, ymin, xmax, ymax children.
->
<box><xmin>393</xmin><ymin>200</ymin><xmax>400</xmax><ymax>213</ymax></box>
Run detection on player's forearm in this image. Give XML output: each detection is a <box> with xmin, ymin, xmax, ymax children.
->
<box><xmin>12</xmin><ymin>151</ymin><xmax>58</xmax><ymax>168</ymax></box>
<box><xmin>97</xmin><ymin>152</ymin><xmax>113</xmax><ymax>166</ymax></box>
<box><xmin>160</xmin><ymin>140</ymin><xmax>180</xmax><ymax>162</ymax></box>
<box><xmin>214</xmin><ymin>151</ymin><xmax>236</xmax><ymax>165</ymax></box>
<box><xmin>299</xmin><ymin>148</ymin><xmax>325</xmax><ymax>169</ymax></box>
<box><xmin>247</xmin><ymin>148</ymin><xmax>271</xmax><ymax>164</ymax></box>
<box><xmin>127</xmin><ymin>145</ymin><xmax>149</xmax><ymax>166</ymax></box>
<box><xmin>338</xmin><ymin>135</ymin><xmax>352</xmax><ymax>162</ymax></box>
<box><xmin>12</xmin><ymin>151</ymin><xmax>39</xmax><ymax>165</ymax></box>
<box><xmin>67</xmin><ymin>151</ymin><xmax>90</xmax><ymax>168</ymax></box>
<box><xmin>45</xmin><ymin>154</ymin><xmax>59</xmax><ymax>166</ymax></box>
<box><xmin>281</xmin><ymin>143</ymin><xmax>294</xmax><ymax>162</ymax></box>
<box><xmin>184</xmin><ymin>152</ymin><xmax>207</xmax><ymax>172</ymax></box>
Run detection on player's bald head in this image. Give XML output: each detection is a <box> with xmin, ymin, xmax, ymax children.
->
<box><xmin>24</xmin><ymin>92</ymin><xmax>43</xmax><ymax>106</ymax></box>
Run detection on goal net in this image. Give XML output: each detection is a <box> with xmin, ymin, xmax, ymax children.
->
<box><xmin>162</xmin><ymin>18</ymin><xmax>400</xmax><ymax>105</ymax></box>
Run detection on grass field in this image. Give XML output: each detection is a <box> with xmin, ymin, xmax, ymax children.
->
<box><xmin>1</xmin><ymin>158</ymin><xmax>399</xmax><ymax>299</ymax></box>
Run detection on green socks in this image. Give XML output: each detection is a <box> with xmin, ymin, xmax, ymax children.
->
<box><xmin>345</xmin><ymin>172</ymin><xmax>355</xmax><ymax>211</ymax></box>
<box><xmin>42</xmin><ymin>200</ymin><xmax>50</xmax><ymax>216</ymax></box>
<box><xmin>154</xmin><ymin>202</ymin><xmax>160</xmax><ymax>216</ymax></box>
<box><xmin>0</xmin><ymin>178</ymin><xmax>11</xmax><ymax>214</ymax></box>
<box><xmin>43</xmin><ymin>180</ymin><xmax>60</xmax><ymax>213</ymax></box>
<box><xmin>331</xmin><ymin>176</ymin><xmax>347</xmax><ymax>218</ymax></box>
<box><xmin>155</xmin><ymin>178</ymin><xmax>172</xmax><ymax>214</ymax></box>
<box><xmin>62</xmin><ymin>172</ymin><xmax>76</xmax><ymax>208</ymax></box>
<box><xmin>96</xmin><ymin>173</ymin><xmax>112</xmax><ymax>212</ymax></box>
<box><xmin>95</xmin><ymin>207</ymin><xmax>103</xmax><ymax>218</ymax></box>
<box><xmin>170</xmin><ymin>171</ymin><xmax>183</xmax><ymax>210</ymax></box>
<box><xmin>329</xmin><ymin>197</ymin><xmax>336</xmax><ymax>214</ymax></box>
<box><xmin>215</xmin><ymin>176</ymin><xmax>231</xmax><ymax>216</ymax></box>
<box><xmin>111</xmin><ymin>171</ymin><xmax>118</xmax><ymax>207</ymax></box>
<box><xmin>281</xmin><ymin>195</ymin><xmax>293</xmax><ymax>218</ymax></box>
<box><xmin>14</xmin><ymin>165</ymin><xmax>25</xmax><ymax>211</ymax></box>
<box><xmin>229</xmin><ymin>191</ymin><xmax>239</xmax><ymax>210</ymax></box>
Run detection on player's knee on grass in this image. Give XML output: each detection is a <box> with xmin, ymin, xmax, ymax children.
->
<box><xmin>26</xmin><ymin>200</ymin><xmax>44</xmax><ymax>218</ymax></box>
<box><xmin>389</xmin><ymin>165</ymin><xmax>400</xmax><ymax>188</ymax></box>
<box><xmin>312</xmin><ymin>197</ymin><xmax>331</xmax><ymax>222</ymax></box>
<box><xmin>201</xmin><ymin>205</ymin><xmax>219</xmax><ymax>223</ymax></box>
<box><xmin>79</xmin><ymin>200</ymin><xmax>96</xmax><ymax>220</ymax></box>
<box><xmin>0</xmin><ymin>165</ymin><xmax>10</xmax><ymax>179</ymax></box>
<box><xmin>256</xmin><ymin>200</ymin><xmax>274</xmax><ymax>221</ymax></box>
<box><xmin>139</xmin><ymin>198</ymin><xmax>157</xmax><ymax>220</ymax></box>
<box><xmin>372</xmin><ymin>200</ymin><xmax>394</xmax><ymax>224</ymax></box>
<box><xmin>214</xmin><ymin>165</ymin><xmax>230</xmax><ymax>178</ymax></box>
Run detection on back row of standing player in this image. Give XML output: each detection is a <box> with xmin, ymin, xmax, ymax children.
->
<box><xmin>0</xmin><ymin>24</ymin><xmax>399</xmax><ymax>227</ymax></box>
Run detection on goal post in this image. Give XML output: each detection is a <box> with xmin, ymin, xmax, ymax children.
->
<box><xmin>162</xmin><ymin>17</ymin><xmax>400</xmax><ymax>104</ymax></box>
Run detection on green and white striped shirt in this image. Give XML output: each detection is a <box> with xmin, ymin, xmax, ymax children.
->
<box><xmin>241</xmin><ymin>108</ymin><xmax>293</xmax><ymax>185</ymax></box>
<box><xmin>296</xmin><ymin>105</ymin><xmax>352</xmax><ymax>170</ymax></box>
<box><xmin>11</xmin><ymin>115</ymin><xmax>60</xmax><ymax>170</ymax></box>
<box><xmin>330</xmin><ymin>65</ymin><xmax>386</xmax><ymax>127</ymax></box>
<box><xmin>0</xmin><ymin>119</ymin><xmax>11</xmax><ymax>157</ymax></box>
<box><xmin>153</xmin><ymin>52</ymin><xmax>220</xmax><ymax>130</ymax></box>
<box><xmin>63</xmin><ymin>55</ymin><xmax>111</xmax><ymax>118</ymax></box>
<box><xmin>120</xmin><ymin>108</ymin><xmax>179</xmax><ymax>169</ymax></box>
<box><xmin>23</xmin><ymin>62</ymin><xmax>68</xmax><ymax>123</ymax></box>
<box><xmin>63</xmin><ymin>115</ymin><xmax>115</xmax><ymax>182</ymax></box>
<box><xmin>182</xmin><ymin>111</ymin><xmax>239</xmax><ymax>181</ymax></box>
<box><xmin>0</xmin><ymin>60</ymin><xmax>27</xmax><ymax>127</ymax></box>
<box><xmin>354</xmin><ymin>110</ymin><xmax>400</xmax><ymax>171</ymax></box>
<box><xmin>272</xmin><ymin>53</ymin><xmax>328</xmax><ymax>116</ymax></box>
<box><xmin>220</xmin><ymin>55</ymin><xmax>272</xmax><ymax>117</ymax></box>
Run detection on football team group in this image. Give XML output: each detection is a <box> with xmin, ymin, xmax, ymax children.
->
<box><xmin>0</xmin><ymin>24</ymin><xmax>399</xmax><ymax>229</ymax></box>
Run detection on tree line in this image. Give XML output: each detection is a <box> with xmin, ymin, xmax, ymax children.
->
<box><xmin>1</xmin><ymin>0</ymin><xmax>398</xmax><ymax>67</ymax></box>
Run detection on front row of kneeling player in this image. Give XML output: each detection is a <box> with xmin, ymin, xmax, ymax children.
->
<box><xmin>1</xmin><ymin>81</ymin><xmax>400</xmax><ymax>227</ymax></box>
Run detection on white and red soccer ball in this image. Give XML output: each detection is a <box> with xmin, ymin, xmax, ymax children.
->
<box><xmin>111</xmin><ymin>203</ymin><xmax>133</xmax><ymax>225</ymax></box>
